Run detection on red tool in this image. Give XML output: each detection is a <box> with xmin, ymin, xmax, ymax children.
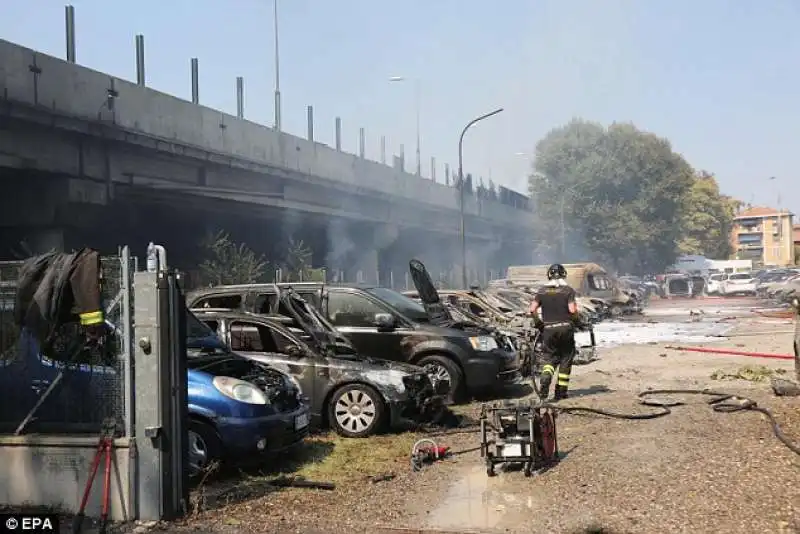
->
<box><xmin>73</xmin><ymin>418</ymin><xmax>117</xmax><ymax>534</ymax></box>
<box><xmin>418</xmin><ymin>445</ymin><xmax>450</xmax><ymax>460</ymax></box>
<box><xmin>411</xmin><ymin>439</ymin><xmax>450</xmax><ymax>471</ymax></box>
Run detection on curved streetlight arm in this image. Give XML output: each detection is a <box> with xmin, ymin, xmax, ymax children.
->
<box><xmin>457</xmin><ymin>108</ymin><xmax>504</xmax><ymax>173</ymax></box>
<box><xmin>457</xmin><ymin>107</ymin><xmax>504</xmax><ymax>288</ymax></box>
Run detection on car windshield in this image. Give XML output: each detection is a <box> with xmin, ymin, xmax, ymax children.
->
<box><xmin>366</xmin><ymin>287</ymin><xmax>429</xmax><ymax>321</ymax></box>
<box><xmin>729</xmin><ymin>274</ymin><xmax>751</xmax><ymax>280</ymax></box>
<box><xmin>185</xmin><ymin>310</ymin><xmax>228</xmax><ymax>355</ymax></box>
<box><xmin>187</xmin><ymin>310</ymin><xmax>216</xmax><ymax>338</ymax></box>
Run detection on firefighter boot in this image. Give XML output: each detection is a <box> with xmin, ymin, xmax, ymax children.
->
<box><xmin>554</xmin><ymin>385</ymin><xmax>569</xmax><ymax>401</ymax></box>
<box><xmin>538</xmin><ymin>364</ymin><xmax>555</xmax><ymax>399</ymax></box>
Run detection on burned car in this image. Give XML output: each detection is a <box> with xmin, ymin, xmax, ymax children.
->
<box><xmin>190</xmin><ymin>289</ymin><xmax>445</xmax><ymax>438</ymax></box>
<box><xmin>189</xmin><ymin>267</ymin><xmax>523</xmax><ymax>404</ymax></box>
<box><xmin>405</xmin><ymin>287</ymin><xmax>597</xmax><ymax>374</ymax></box>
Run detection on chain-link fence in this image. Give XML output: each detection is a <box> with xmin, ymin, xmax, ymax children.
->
<box><xmin>0</xmin><ymin>251</ymin><xmax>134</xmax><ymax>436</ymax></box>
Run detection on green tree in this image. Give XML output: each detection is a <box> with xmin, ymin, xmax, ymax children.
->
<box><xmin>529</xmin><ymin>119</ymin><xmax>695</xmax><ymax>272</ymax></box>
<box><xmin>677</xmin><ymin>171</ymin><xmax>737</xmax><ymax>259</ymax></box>
<box><xmin>198</xmin><ymin>229</ymin><xmax>268</xmax><ymax>286</ymax></box>
<box><xmin>280</xmin><ymin>237</ymin><xmax>313</xmax><ymax>281</ymax></box>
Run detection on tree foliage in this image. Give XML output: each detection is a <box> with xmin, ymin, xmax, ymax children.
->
<box><xmin>529</xmin><ymin>118</ymin><xmax>730</xmax><ymax>272</ymax></box>
<box><xmin>279</xmin><ymin>237</ymin><xmax>313</xmax><ymax>282</ymax></box>
<box><xmin>198</xmin><ymin>229</ymin><xmax>268</xmax><ymax>286</ymax></box>
<box><xmin>677</xmin><ymin>171</ymin><xmax>738</xmax><ymax>259</ymax></box>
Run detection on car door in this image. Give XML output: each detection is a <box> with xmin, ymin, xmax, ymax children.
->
<box><xmin>223</xmin><ymin>319</ymin><xmax>319</xmax><ymax>410</ymax></box>
<box><xmin>323</xmin><ymin>289</ymin><xmax>407</xmax><ymax>363</ymax></box>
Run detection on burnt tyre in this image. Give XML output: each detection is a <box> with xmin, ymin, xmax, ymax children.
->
<box><xmin>329</xmin><ymin>383</ymin><xmax>385</xmax><ymax>438</ymax></box>
<box><xmin>418</xmin><ymin>354</ymin><xmax>464</xmax><ymax>404</ymax></box>
<box><xmin>188</xmin><ymin>419</ymin><xmax>223</xmax><ymax>480</ymax></box>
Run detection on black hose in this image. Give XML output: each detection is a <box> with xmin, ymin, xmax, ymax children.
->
<box><xmin>423</xmin><ymin>388</ymin><xmax>800</xmax><ymax>456</ymax></box>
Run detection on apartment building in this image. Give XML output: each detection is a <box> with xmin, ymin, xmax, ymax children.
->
<box><xmin>730</xmin><ymin>206</ymin><xmax>795</xmax><ymax>266</ymax></box>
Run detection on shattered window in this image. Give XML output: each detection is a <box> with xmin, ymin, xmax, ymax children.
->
<box><xmin>195</xmin><ymin>295</ymin><xmax>242</xmax><ymax>310</ymax></box>
<box><xmin>253</xmin><ymin>293</ymin><xmax>278</xmax><ymax>314</ymax></box>
<box><xmin>468</xmin><ymin>302</ymin><xmax>487</xmax><ymax>316</ymax></box>
<box><xmin>588</xmin><ymin>275</ymin><xmax>609</xmax><ymax>290</ymax></box>
<box><xmin>229</xmin><ymin>321</ymin><xmax>278</xmax><ymax>352</ymax></box>
<box><xmin>327</xmin><ymin>291</ymin><xmax>384</xmax><ymax>327</ymax></box>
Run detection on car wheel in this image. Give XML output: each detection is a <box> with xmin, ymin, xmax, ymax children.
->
<box><xmin>329</xmin><ymin>384</ymin><xmax>385</xmax><ymax>438</ymax></box>
<box><xmin>188</xmin><ymin>419</ymin><xmax>223</xmax><ymax>480</ymax></box>
<box><xmin>418</xmin><ymin>354</ymin><xmax>464</xmax><ymax>404</ymax></box>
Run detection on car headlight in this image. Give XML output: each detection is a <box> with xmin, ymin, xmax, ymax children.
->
<box><xmin>212</xmin><ymin>376</ymin><xmax>269</xmax><ymax>405</ymax></box>
<box><xmin>469</xmin><ymin>335</ymin><xmax>498</xmax><ymax>351</ymax></box>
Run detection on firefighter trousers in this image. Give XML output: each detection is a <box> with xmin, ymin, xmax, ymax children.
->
<box><xmin>538</xmin><ymin>323</ymin><xmax>575</xmax><ymax>398</ymax></box>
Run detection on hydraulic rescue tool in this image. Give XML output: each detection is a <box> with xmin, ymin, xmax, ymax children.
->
<box><xmin>480</xmin><ymin>399</ymin><xmax>558</xmax><ymax>477</ymax></box>
<box><xmin>410</xmin><ymin>438</ymin><xmax>451</xmax><ymax>471</ymax></box>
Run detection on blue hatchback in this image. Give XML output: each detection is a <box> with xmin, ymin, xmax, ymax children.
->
<box><xmin>185</xmin><ymin>311</ymin><xmax>310</xmax><ymax>476</ymax></box>
<box><xmin>0</xmin><ymin>312</ymin><xmax>311</xmax><ymax>478</ymax></box>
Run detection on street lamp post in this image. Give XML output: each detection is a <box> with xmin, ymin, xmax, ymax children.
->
<box><xmin>273</xmin><ymin>0</ymin><xmax>282</xmax><ymax>131</ymax></box>
<box><xmin>389</xmin><ymin>76</ymin><xmax>421</xmax><ymax>176</ymax></box>
<box><xmin>458</xmin><ymin>108</ymin><xmax>504</xmax><ymax>288</ymax></box>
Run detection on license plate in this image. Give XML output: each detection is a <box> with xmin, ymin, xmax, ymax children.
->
<box><xmin>502</xmin><ymin>443</ymin><xmax>523</xmax><ymax>457</ymax></box>
<box><xmin>295</xmin><ymin>413</ymin><xmax>309</xmax><ymax>430</ymax></box>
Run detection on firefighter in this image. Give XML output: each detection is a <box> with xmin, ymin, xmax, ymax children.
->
<box><xmin>528</xmin><ymin>263</ymin><xmax>580</xmax><ymax>400</ymax></box>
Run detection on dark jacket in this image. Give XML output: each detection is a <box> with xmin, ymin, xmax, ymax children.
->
<box><xmin>14</xmin><ymin>248</ymin><xmax>104</xmax><ymax>359</ymax></box>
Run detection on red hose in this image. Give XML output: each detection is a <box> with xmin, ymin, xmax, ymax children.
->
<box><xmin>664</xmin><ymin>345</ymin><xmax>795</xmax><ymax>361</ymax></box>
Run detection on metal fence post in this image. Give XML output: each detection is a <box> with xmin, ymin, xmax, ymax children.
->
<box><xmin>132</xmin><ymin>269</ymin><xmax>188</xmax><ymax>521</ymax></box>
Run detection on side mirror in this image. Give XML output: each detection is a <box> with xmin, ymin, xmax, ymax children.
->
<box><xmin>374</xmin><ymin>312</ymin><xmax>396</xmax><ymax>331</ymax></box>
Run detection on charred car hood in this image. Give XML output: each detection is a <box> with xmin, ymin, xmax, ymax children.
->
<box><xmin>409</xmin><ymin>259</ymin><xmax>454</xmax><ymax>327</ymax></box>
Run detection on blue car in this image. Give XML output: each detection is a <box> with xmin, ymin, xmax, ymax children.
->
<box><xmin>185</xmin><ymin>311</ymin><xmax>311</xmax><ymax>477</ymax></box>
<box><xmin>0</xmin><ymin>312</ymin><xmax>311</xmax><ymax>478</ymax></box>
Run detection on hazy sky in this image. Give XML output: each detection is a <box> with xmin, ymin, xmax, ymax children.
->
<box><xmin>3</xmin><ymin>0</ymin><xmax>799</xmax><ymax>212</ymax></box>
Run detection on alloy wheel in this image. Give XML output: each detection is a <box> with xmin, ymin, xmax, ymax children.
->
<box><xmin>334</xmin><ymin>388</ymin><xmax>377</xmax><ymax>435</ymax></box>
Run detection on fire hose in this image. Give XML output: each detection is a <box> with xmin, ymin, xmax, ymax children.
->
<box><xmin>417</xmin><ymin>388</ymin><xmax>800</xmax><ymax>468</ymax></box>
<box><xmin>664</xmin><ymin>345</ymin><xmax>795</xmax><ymax>361</ymax></box>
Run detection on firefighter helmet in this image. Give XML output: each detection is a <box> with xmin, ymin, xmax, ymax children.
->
<box><xmin>547</xmin><ymin>263</ymin><xmax>567</xmax><ymax>280</ymax></box>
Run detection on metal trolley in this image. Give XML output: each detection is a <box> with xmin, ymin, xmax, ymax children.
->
<box><xmin>479</xmin><ymin>400</ymin><xmax>559</xmax><ymax>477</ymax></box>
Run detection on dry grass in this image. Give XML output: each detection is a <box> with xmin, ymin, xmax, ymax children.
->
<box><xmin>288</xmin><ymin>431</ymin><xmax>421</xmax><ymax>484</ymax></box>
<box><xmin>710</xmin><ymin>365</ymin><xmax>788</xmax><ymax>382</ymax></box>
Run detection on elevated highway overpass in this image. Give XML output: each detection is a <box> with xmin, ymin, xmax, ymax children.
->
<box><xmin>0</xmin><ymin>38</ymin><xmax>534</xmax><ymax>281</ymax></box>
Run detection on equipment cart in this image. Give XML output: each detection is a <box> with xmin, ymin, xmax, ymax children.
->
<box><xmin>479</xmin><ymin>400</ymin><xmax>559</xmax><ymax>477</ymax></box>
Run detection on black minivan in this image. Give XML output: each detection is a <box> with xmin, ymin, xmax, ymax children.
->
<box><xmin>186</xmin><ymin>261</ymin><xmax>521</xmax><ymax>402</ymax></box>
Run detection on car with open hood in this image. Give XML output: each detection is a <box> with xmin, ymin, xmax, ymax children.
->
<box><xmin>191</xmin><ymin>302</ymin><xmax>445</xmax><ymax>438</ymax></box>
<box><xmin>184</xmin><ymin>311</ymin><xmax>311</xmax><ymax>477</ymax></box>
<box><xmin>188</xmin><ymin>262</ymin><xmax>522</xmax><ymax>403</ymax></box>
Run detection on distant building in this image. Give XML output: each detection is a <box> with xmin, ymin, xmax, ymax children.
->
<box><xmin>730</xmin><ymin>206</ymin><xmax>795</xmax><ymax>266</ymax></box>
<box><xmin>671</xmin><ymin>255</ymin><xmax>752</xmax><ymax>274</ymax></box>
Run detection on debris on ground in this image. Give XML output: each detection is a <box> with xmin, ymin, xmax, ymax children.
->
<box><xmin>710</xmin><ymin>365</ymin><xmax>787</xmax><ymax>382</ymax></box>
<box><xmin>771</xmin><ymin>377</ymin><xmax>800</xmax><ymax>397</ymax></box>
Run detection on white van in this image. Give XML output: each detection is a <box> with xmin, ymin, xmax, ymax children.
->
<box><xmin>706</xmin><ymin>273</ymin><xmax>728</xmax><ymax>295</ymax></box>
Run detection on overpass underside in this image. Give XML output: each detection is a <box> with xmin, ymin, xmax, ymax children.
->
<box><xmin>0</xmin><ymin>168</ymin><xmax>529</xmax><ymax>287</ymax></box>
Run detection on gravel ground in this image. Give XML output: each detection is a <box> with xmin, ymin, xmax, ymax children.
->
<box><xmin>158</xmin><ymin>300</ymin><xmax>799</xmax><ymax>534</ymax></box>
